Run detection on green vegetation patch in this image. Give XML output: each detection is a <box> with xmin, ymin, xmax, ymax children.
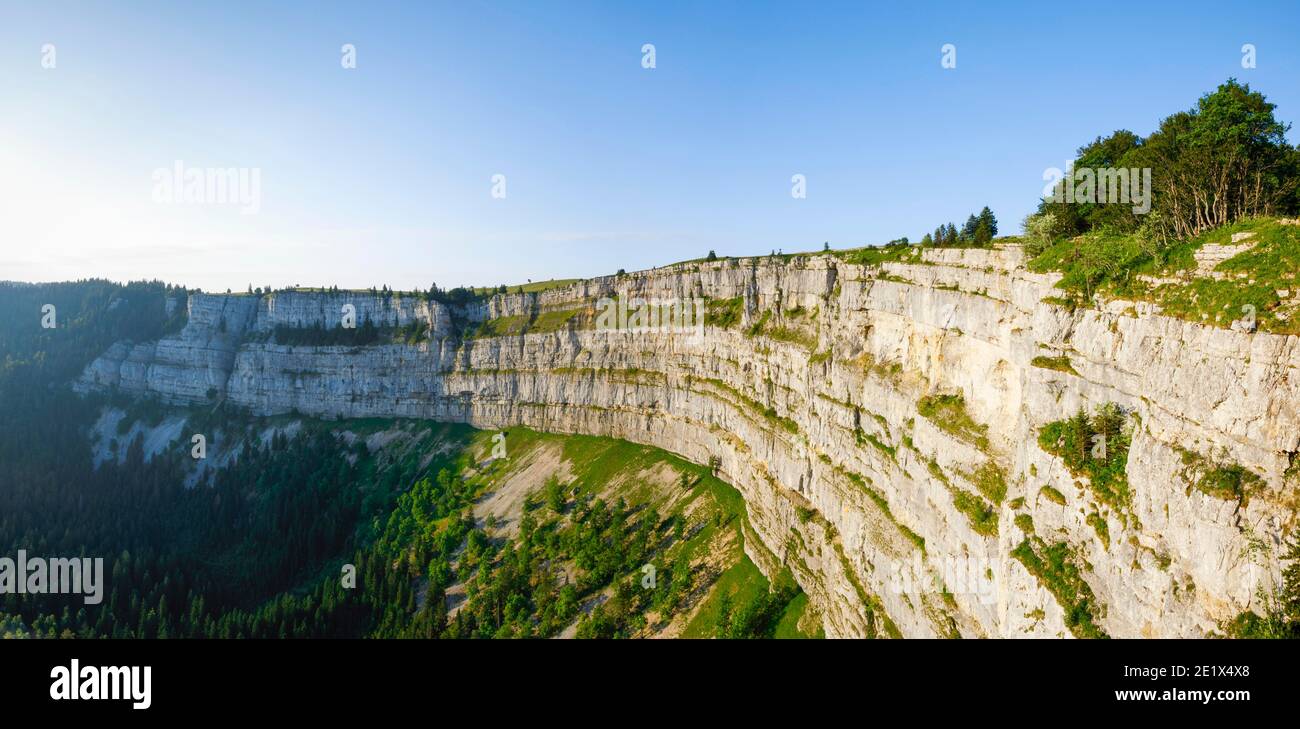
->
<box><xmin>471</xmin><ymin>314</ymin><xmax>529</xmax><ymax>338</ymax></box>
<box><xmin>773</xmin><ymin>592</ymin><xmax>824</xmax><ymax>639</ymax></box>
<box><xmin>766</xmin><ymin>324</ymin><xmax>818</xmax><ymax>350</ymax></box>
<box><xmin>1039</xmin><ymin>485</ymin><xmax>1067</xmax><ymax>506</ymax></box>
<box><xmin>528</xmin><ymin>307</ymin><xmax>581</xmax><ymax>333</ymax></box>
<box><xmin>1037</xmin><ymin>403</ymin><xmax>1132</xmax><ymax>513</ymax></box>
<box><xmin>951</xmin><ymin>488</ymin><xmax>998</xmax><ymax>538</ymax></box>
<box><xmin>1011</xmin><ymin>536</ymin><xmax>1108</xmax><ymax>639</ymax></box>
<box><xmin>1028</xmin><ymin>219</ymin><xmax>1300</xmax><ymax>335</ymax></box>
<box><xmin>1176</xmin><ymin>446</ymin><xmax>1266</xmax><ymax>507</ymax></box>
<box><xmin>705</xmin><ymin>296</ymin><xmax>744</xmax><ymax>329</ymax></box>
<box><xmin>692</xmin><ymin>377</ymin><xmax>799</xmax><ymax>435</ymax></box>
<box><xmin>1086</xmin><ymin>512</ymin><xmax>1110</xmax><ymax>547</ymax></box>
<box><xmin>836</xmin><ymin>243</ymin><xmax>923</xmax><ymax>267</ymax></box>
<box><xmin>963</xmin><ymin>461</ymin><xmax>1007</xmax><ymax>506</ymax></box>
<box><xmin>1030</xmin><ymin>355</ymin><xmax>1078</xmax><ymax>375</ymax></box>
<box><xmin>917</xmin><ymin>392</ymin><xmax>990</xmax><ymax>451</ymax></box>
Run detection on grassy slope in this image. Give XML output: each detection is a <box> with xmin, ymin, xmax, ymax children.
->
<box><xmin>444</xmin><ymin>426</ymin><xmax>812</xmax><ymax>638</ymax></box>
<box><xmin>1029</xmin><ymin>217</ymin><xmax>1300</xmax><ymax>334</ymax></box>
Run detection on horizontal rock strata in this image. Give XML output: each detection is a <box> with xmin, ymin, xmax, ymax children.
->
<box><xmin>79</xmin><ymin>246</ymin><xmax>1300</xmax><ymax>638</ymax></box>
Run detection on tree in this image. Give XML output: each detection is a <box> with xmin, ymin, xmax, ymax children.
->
<box><xmin>960</xmin><ymin>214</ymin><xmax>979</xmax><ymax>241</ymax></box>
<box><xmin>973</xmin><ymin>220</ymin><xmax>992</xmax><ymax>245</ymax></box>
<box><xmin>1021</xmin><ymin>211</ymin><xmax>1058</xmax><ymax>256</ymax></box>
<box><xmin>1142</xmin><ymin>79</ymin><xmax>1298</xmax><ymax>239</ymax></box>
<box><xmin>706</xmin><ymin>250</ymin><xmax>718</xmax><ymax>261</ymax></box>
<box><xmin>977</xmin><ymin>206</ymin><xmax>998</xmax><ymax>238</ymax></box>
<box><xmin>1038</xmin><ymin>80</ymin><xmax>1299</xmax><ymax>242</ymax></box>
<box><xmin>945</xmin><ymin>222</ymin><xmax>958</xmax><ymax>245</ymax></box>
<box><xmin>920</xmin><ymin>233</ymin><xmax>934</xmax><ymax>247</ymax></box>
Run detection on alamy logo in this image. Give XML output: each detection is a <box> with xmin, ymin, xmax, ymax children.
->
<box><xmin>594</xmin><ymin>297</ymin><xmax>704</xmax><ymax>338</ymax></box>
<box><xmin>152</xmin><ymin>160</ymin><xmax>262</xmax><ymax>214</ymax></box>
<box><xmin>50</xmin><ymin>660</ymin><xmax>151</xmax><ymax>710</ymax></box>
<box><xmin>0</xmin><ymin>551</ymin><xmax>103</xmax><ymax>605</ymax></box>
<box><xmin>887</xmin><ymin>553</ymin><xmax>997</xmax><ymax>606</ymax></box>
<box><xmin>1042</xmin><ymin>162</ymin><xmax>1152</xmax><ymax>214</ymax></box>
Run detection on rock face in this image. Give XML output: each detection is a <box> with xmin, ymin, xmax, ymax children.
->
<box><xmin>78</xmin><ymin>247</ymin><xmax>1300</xmax><ymax>638</ymax></box>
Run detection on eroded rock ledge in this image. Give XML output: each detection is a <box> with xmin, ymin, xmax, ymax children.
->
<box><xmin>79</xmin><ymin>246</ymin><xmax>1300</xmax><ymax>637</ymax></box>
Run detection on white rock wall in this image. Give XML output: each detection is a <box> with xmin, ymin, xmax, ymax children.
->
<box><xmin>77</xmin><ymin>248</ymin><xmax>1300</xmax><ymax>638</ymax></box>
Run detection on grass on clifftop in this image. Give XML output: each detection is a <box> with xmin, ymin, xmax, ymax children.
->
<box><xmin>473</xmin><ymin>279</ymin><xmax>581</xmax><ymax>296</ymax></box>
<box><xmin>836</xmin><ymin>242</ymin><xmax>924</xmax><ymax>266</ymax></box>
<box><xmin>1029</xmin><ymin>218</ymin><xmax>1300</xmax><ymax>334</ymax></box>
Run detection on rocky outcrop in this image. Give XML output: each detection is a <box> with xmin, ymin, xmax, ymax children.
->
<box><xmin>77</xmin><ymin>247</ymin><xmax>1300</xmax><ymax>638</ymax></box>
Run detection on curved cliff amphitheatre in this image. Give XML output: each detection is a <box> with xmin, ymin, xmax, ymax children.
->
<box><xmin>79</xmin><ymin>220</ymin><xmax>1300</xmax><ymax>638</ymax></box>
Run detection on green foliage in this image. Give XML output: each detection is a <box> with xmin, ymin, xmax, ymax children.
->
<box><xmin>1029</xmin><ymin>217</ymin><xmax>1300</xmax><ymax>334</ymax></box>
<box><xmin>951</xmin><ymin>489</ymin><xmax>998</xmax><ymax>537</ymax></box>
<box><xmin>1027</xmin><ymin>230</ymin><xmax>1153</xmax><ymax>303</ymax></box>
<box><xmin>927</xmin><ymin>207</ymin><xmax>998</xmax><ymax>247</ymax></box>
<box><xmin>528</xmin><ymin>308</ymin><xmax>581</xmax><ymax>333</ymax></box>
<box><xmin>273</xmin><ymin>318</ymin><xmax>381</xmax><ymax>346</ymax></box>
<box><xmin>1014</xmin><ymin>513</ymin><xmax>1034</xmax><ymax>533</ymax></box>
<box><xmin>965</xmin><ymin>461</ymin><xmax>1007</xmax><ymax>505</ymax></box>
<box><xmin>1038</xmin><ymin>404</ymin><xmax>1132</xmax><ymax>512</ymax></box>
<box><xmin>1039</xmin><ymin>485</ymin><xmax>1067</xmax><ymax>506</ymax></box>
<box><xmin>837</xmin><ymin>242</ymin><xmax>921</xmax><ymax>266</ymax></box>
<box><xmin>705</xmin><ymin>297</ymin><xmax>744</xmax><ymax>329</ymax></box>
<box><xmin>683</xmin><ymin>560</ymin><xmax>800</xmax><ymax>639</ymax></box>
<box><xmin>1030</xmin><ymin>355</ymin><xmax>1078</xmax><ymax>375</ymax></box>
<box><xmin>744</xmin><ymin>309</ymin><xmax>771</xmax><ymax>337</ymax></box>
<box><xmin>917</xmin><ymin>392</ymin><xmax>989</xmax><ymax>451</ymax></box>
<box><xmin>1176</xmin><ymin>447</ymin><xmax>1266</xmax><ymax>506</ymax></box>
<box><xmin>1086</xmin><ymin>512</ymin><xmax>1111</xmax><ymax>547</ymax></box>
<box><xmin>855</xmin><ymin>427</ymin><xmax>896</xmax><ymax>461</ymax></box>
<box><xmin>1155</xmin><ymin>218</ymin><xmax>1300</xmax><ymax>334</ymax></box>
<box><xmin>1038</xmin><ymin>80</ymin><xmax>1299</xmax><ymax>242</ymax></box>
<box><xmin>1021</xmin><ymin>211</ymin><xmax>1058</xmax><ymax>257</ymax></box>
<box><xmin>773</xmin><ymin>591</ymin><xmax>823</xmax><ymax>639</ymax></box>
<box><xmin>1026</xmin><ymin>81</ymin><xmax>1300</xmax><ymax>324</ymax></box>
<box><xmin>1224</xmin><ymin>534</ymin><xmax>1300</xmax><ymax>638</ymax></box>
<box><xmin>1011</xmin><ymin>537</ymin><xmax>1108</xmax><ymax>639</ymax></box>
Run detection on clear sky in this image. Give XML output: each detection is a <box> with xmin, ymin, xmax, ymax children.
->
<box><xmin>2</xmin><ymin>0</ymin><xmax>1298</xmax><ymax>292</ymax></box>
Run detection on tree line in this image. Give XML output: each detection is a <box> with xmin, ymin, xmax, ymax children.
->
<box><xmin>1028</xmin><ymin>79</ymin><xmax>1299</xmax><ymax>246</ymax></box>
<box><xmin>920</xmin><ymin>206</ymin><xmax>999</xmax><ymax>247</ymax></box>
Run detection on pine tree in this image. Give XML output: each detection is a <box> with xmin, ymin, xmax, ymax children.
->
<box><xmin>977</xmin><ymin>206</ymin><xmax>998</xmax><ymax>238</ymax></box>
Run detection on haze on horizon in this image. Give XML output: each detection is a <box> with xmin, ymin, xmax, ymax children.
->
<box><xmin>1</xmin><ymin>0</ymin><xmax>1298</xmax><ymax>293</ymax></box>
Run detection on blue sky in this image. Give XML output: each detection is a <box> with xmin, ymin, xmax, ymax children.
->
<box><xmin>2</xmin><ymin>0</ymin><xmax>1298</xmax><ymax>291</ymax></box>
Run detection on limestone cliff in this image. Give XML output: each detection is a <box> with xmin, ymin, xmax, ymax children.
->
<box><xmin>77</xmin><ymin>245</ymin><xmax>1300</xmax><ymax>638</ymax></box>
